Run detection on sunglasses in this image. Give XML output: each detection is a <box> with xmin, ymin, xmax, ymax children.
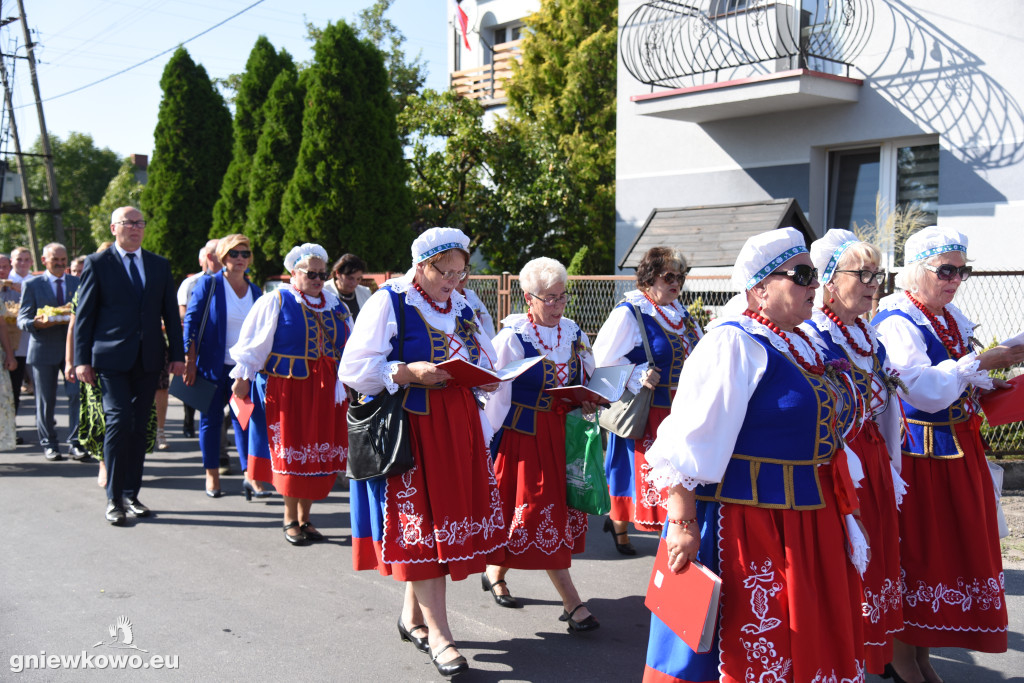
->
<box><xmin>770</xmin><ymin>264</ymin><xmax>818</xmax><ymax>287</ymax></box>
<box><xmin>834</xmin><ymin>269</ymin><xmax>885</xmax><ymax>285</ymax></box>
<box><xmin>659</xmin><ymin>269</ymin><xmax>690</xmax><ymax>286</ymax></box>
<box><xmin>227</xmin><ymin>249</ymin><xmax>252</xmax><ymax>259</ymax></box>
<box><xmin>297</xmin><ymin>268</ymin><xmax>330</xmax><ymax>281</ymax></box>
<box><xmin>923</xmin><ymin>264</ymin><xmax>972</xmax><ymax>281</ymax></box>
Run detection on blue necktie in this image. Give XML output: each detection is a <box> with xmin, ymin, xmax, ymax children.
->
<box><xmin>126</xmin><ymin>252</ymin><xmax>143</xmax><ymax>293</ymax></box>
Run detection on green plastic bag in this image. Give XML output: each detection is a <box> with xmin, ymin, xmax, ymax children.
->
<box><xmin>565</xmin><ymin>409</ymin><xmax>611</xmax><ymax>515</ymax></box>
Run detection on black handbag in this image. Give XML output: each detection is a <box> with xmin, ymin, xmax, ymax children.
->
<box><xmin>346</xmin><ymin>291</ymin><xmax>414</xmax><ymax>481</ymax></box>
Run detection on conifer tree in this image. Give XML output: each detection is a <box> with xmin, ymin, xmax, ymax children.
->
<box><xmin>210</xmin><ymin>37</ymin><xmax>293</xmax><ymax>237</ymax></box>
<box><xmin>141</xmin><ymin>47</ymin><xmax>232</xmax><ymax>280</ymax></box>
<box><xmin>245</xmin><ymin>65</ymin><xmax>303</xmax><ymax>282</ymax></box>
<box><xmin>280</xmin><ymin>21</ymin><xmax>411</xmax><ymax>271</ymax></box>
<box><xmin>88</xmin><ymin>159</ymin><xmax>145</xmax><ymax>247</ymax></box>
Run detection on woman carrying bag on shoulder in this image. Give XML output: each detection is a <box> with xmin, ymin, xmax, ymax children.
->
<box><xmin>592</xmin><ymin>247</ymin><xmax>703</xmax><ymax>554</ymax></box>
<box><xmin>182</xmin><ymin>234</ymin><xmax>262</xmax><ymax>498</ymax></box>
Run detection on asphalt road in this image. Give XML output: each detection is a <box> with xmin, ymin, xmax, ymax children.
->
<box><xmin>1</xmin><ymin>395</ymin><xmax>1022</xmax><ymax>681</ymax></box>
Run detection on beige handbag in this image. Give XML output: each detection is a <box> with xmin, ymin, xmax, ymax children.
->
<box><xmin>598</xmin><ymin>304</ymin><xmax>655</xmax><ymax>440</ymax></box>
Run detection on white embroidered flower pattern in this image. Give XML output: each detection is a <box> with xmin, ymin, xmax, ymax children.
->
<box><xmin>901</xmin><ymin>568</ymin><xmax>1004</xmax><ymax>614</ymax></box>
<box><xmin>863</xmin><ymin>577</ymin><xmax>902</xmax><ymax>625</ymax></box>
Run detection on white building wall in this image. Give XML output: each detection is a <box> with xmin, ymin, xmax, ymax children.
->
<box><xmin>448</xmin><ymin>0</ymin><xmax>538</xmax><ymax>74</ymax></box>
<box><xmin>617</xmin><ymin>0</ymin><xmax>1024</xmax><ymax>270</ymax></box>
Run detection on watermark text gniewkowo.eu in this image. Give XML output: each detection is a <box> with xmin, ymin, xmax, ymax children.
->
<box><xmin>10</xmin><ymin>651</ymin><xmax>179</xmax><ymax>672</ymax></box>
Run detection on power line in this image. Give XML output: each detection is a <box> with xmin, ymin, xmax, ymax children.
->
<box><xmin>14</xmin><ymin>0</ymin><xmax>267</xmax><ymax>108</ymax></box>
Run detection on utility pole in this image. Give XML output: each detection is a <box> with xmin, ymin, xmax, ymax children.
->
<box><xmin>16</xmin><ymin>0</ymin><xmax>63</xmax><ymax>244</ymax></box>
<box><xmin>0</xmin><ymin>46</ymin><xmax>39</xmax><ymax>266</ymax></box>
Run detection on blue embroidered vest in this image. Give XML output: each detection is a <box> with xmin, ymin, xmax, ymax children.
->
<box><xmin>872</xmin><ymin>308</ymin><xmax>972</xmax><ymax>459</ymax></box>
<box><xmin>265</xmin><ymin>290</ymin><xmax>350</xmax><ymax>379</ymax></box>
<box><xmin>694</xmin><ymin>322</ymin><xmax>844</xmax><ymax>510</ymax></box>
<box><xmin>617</xmin><ymin>301</ymin><xmax>700</xmax><ymax>409</ymax></box>
<box><xmin>502</xmin><ymin>327</ymin><xmax>586</xmax><ymax>435</ymax></box>
<box><xmin>384</xmin><ymin>287</ymin><xmax>482</xmax><ymax>416</ymax></box>
<box><xmin>811</xmin><ymin>325</ymin><xmax>890</xmax><ymax>431</ymax></box>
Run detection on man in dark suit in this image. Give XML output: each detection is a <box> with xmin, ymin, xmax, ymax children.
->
<box><xmin>17</xmin><ymin>242</ymin><xmax>84</xmax><ymax>460</ymax></box>
<box><xmin>74</xmin><ymin>207</ymin><xmax>185</xmax><ymax>525</ymax></box>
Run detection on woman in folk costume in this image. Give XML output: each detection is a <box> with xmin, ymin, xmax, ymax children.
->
<box><xmin>804</xmin><ymin>229</ymin><xmax>906</xmax><ymax>677</ymax></box>
<box><xmin>592</xmin><ymin>247</ymin><xmax>703</xmax><ymax>554</ymax></box>
<box><xmin>337</xmin><ymin>227</ymin><xmax>505</xmax><ymax>679</ymax></box>
<box><xmin>229</xmin><ymin>243</ymin><xmax>351</xmax><ymax>545</ymax></box>
<box><xmin>642</xmin><ymin>228</ymin><xmax>868</xmax><ymax>683</ymax></box>
<box><xmin>481</xmin><ymin>257</ymin><xmax>599</xmax><ymax>631</ymax></box>
<box><xmin>871</xmin><ymin>227</ymin><xmax>1024</xmax><ymax>683</ymax></box>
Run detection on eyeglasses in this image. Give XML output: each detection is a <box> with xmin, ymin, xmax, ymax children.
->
<box><xmin>115</xmin><ymin>220</ymin><xmax>146</xmax><ymax>229</ymax></box>
<box><xmin>835</xmin><ymin>269</ymin><xmax>885</xmax><ymax>285</ymax></box>
<box><xmin>296</xmin><ymin>268</ymin><xmax>330</xmax><ymax>281</ymax></box>
<box><xmin>770</xmin><ymin>264</ymin><xmax>818</xmax><ymax>287</ymax></box>
<box><xmin>924</xmin><ymin>264</ymin><xmax>972</xmax><ymax>281</ymax></box>
<box><xmin>227</xmin><ymin>249</ymin><xmax>252</xmax><ymax>259</ymax></box>
<box><xmin>528</xmin><ymin>291</ymin><xmax>571</xmax><ymax>306</ymax></box>
<box><xmin>659</xmin><ymin>269</ymin><xmax>690</xmax><ymax>286</ymax></box>
<box><xmin>430</xmin><ymin>264</ymin><xmax>469</xmax><ymax>281</ymax></box>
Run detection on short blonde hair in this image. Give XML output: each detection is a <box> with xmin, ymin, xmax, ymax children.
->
<box><xmin>520</xmin><ymin>257</ymin><xmax>568</xmax><ymax>294</ymax></box>
<box><xmin>835</xmin><ymin>242</ymin><xmax>882</xmax><ymax>272</ymax></box>
<box><xmin>215</xmin><ymin>234</ymin><xmax>251</xmax><ymax>263</ymax></box>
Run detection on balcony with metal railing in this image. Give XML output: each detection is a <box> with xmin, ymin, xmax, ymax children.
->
<box><xmin>620</xmin><ymin>0</ymin><xmax>872</xmax><ymax>123</ymax></box>
<box><xmin>451</xmin><ymin>39</ymin><xmax>523</xmax><ymax>104</ymax></box>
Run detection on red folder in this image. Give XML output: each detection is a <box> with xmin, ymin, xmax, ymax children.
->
<box><xmin>644</xmin><ymin>539</ymin><xmax>722</xmax><ymax>654</ymax></box>
<box><xmin>980</xmin><ymin>375</ymin><xmax>1024</xmax><ymax>426</ymax></box>
<box><xmin>229</xmin><ymin>394</ymin><xmax>255</xmax><ymax>431</ymax></box>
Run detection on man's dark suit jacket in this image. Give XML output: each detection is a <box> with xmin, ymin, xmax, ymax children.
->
<box><xmin>74</xmin><ymin>247</ymin><xmax>184</xmax><ymax>372</ymax></box>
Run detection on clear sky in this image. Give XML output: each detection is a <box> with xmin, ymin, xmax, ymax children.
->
<box><xmin>1</xmin><ymin>0</ymin><xmax>450</xmax><ymax>160</ymax></box>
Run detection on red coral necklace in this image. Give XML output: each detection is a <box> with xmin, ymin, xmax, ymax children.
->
<box><xmin>905</xmin><ymin>292</ymin><xmax>965</xmax><ymax>359</ymax></box>
<box><xmin>528</xmin><ymin>312</ymin><xmax>561</xmax><ymax>351</ymax></box>
<box><xmin>743</xmin><ymin>310</ymin><xmax>825</xmax><ymax>375</ymax></box>
<box><xmin>642</xmin><ymin>291</ymin><xmax>687</xmax><ymax>331</ymax></box>
<box><xmin>412</xmin><ymin>281</ymin><xmax>452</xmax><ymax>314</ymax></box>
<box><xmin>293</xmin><ymin>286</ymin><xmax>326</xmax><ymax>311</ymax></box>
<box><xmin>821</xmin><ymin>305</ymin><xmax>873</xmax><ymax>358</ymax></box>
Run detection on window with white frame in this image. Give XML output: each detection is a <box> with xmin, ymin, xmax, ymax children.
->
<box><xmin>827</xmin><ymin>138</ymin><xmax>939</xmax><ymax>264</ymax></box>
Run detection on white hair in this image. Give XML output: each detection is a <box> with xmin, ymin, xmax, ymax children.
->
<box><xmin>519</xmin><ymin>257</ymin><xmax>567</xmax><ymax>295</ymax></box>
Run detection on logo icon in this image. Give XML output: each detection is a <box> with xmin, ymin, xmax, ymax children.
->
<box><xmin>93</xmin><ymin>616</ymin><xmax>149</xmax><ymax>653</ymax></box>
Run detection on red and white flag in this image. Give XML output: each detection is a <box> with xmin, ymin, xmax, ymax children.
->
<box><xmin>450</xmin><ymin>0</ymin><xmax>471</xmax><ymax>51</ymax></box>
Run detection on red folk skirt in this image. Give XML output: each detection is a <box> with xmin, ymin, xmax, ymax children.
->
<box><xmin>264</xmin><ymin>356</ymin><xmax>347</xmax><ymax>500</ymax></box>
<box><xmin>493</xmin><ymin>410</ymin><xmax>588</xmax><ymax>569</ymax></box>
<box><xmin>370</xmin><ymin>385</ymin><xmax>506</xmax><ymax>582</ymax></box>
<box><xmin>717</xmin><ymin>461</ymin><xmax>864</xmax><ymax>683</ymax></box>
<box><xmin>608</xmin><ymin>404</ymin><xmax>673</xmax><ymax>531</ymax></box>
<box><xmin>897</xmin><ymin>415</ymin><xmax>1007</xmax><ymax>652</ymax></box>
<box><xmin>848</xmin><ymin>420</ymin><xmax>904</xmax><ymax>674</ymax></box>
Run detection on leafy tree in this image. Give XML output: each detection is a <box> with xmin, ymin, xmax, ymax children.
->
<box><xmin>88</xmin><ymin>159</ymin><xmax>145</xmax><ymax>247</ymax></box>
<box><xmin>141</xmin><ymin>47</ymin><xmax>232</xmax><ymax>281</ymax></box>
<box><xmin>0</xmin><ymin>132</ymin><xmax>120</xmax><ymax>257</ymax></box>
<box><xmin>504</xmin><ymin>0</ymin><xmax>618</xmax><ymax>273</ymax></box>
<box><xmin>352</xmin><ymin>0</ymin><xmax>427</xmax><ymax>116</ymax></box>
<box><xmin>210</xmin><ymin>37</ymin><xmax>294</xmax><ymax>238</ymax></box>
<box><xmin>280</xmin><ymin>21</ymin><xmax>412</xmax><ymax>272</ymax></box>
<box><xmin>245</xmin><ymin>66</ymin><xmax>304</xmax><ymax>282</ymax></box>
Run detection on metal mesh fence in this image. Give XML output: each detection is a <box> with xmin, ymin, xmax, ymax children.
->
<box><xmin>372</xmin><ymin>270</ymin><xmax>1024</xmax><ymax>455</ymax></box>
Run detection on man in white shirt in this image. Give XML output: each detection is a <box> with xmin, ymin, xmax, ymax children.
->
<box><xmin>17</xmin><ymin>243</ymin><xmax>83</xmax><ymax>460</ymax></box>
<box><xmin>176</xmin><ymin>238</ymin><xmax>220</xmax><ymax>439</ymax></box>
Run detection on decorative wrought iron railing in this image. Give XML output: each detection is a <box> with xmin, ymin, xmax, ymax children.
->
<box><xmin>620</xmin><ymin>0</ymin><xmax>873</xmax><ymax>88</ymax></box>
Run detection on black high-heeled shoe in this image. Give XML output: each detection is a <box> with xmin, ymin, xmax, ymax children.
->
<box><xmin>560</xmin><ymin>603</ymin><xmax>600</xmax><ymax>632</ymax></box>
<box><xmin>430</xmin><ymin>644</ymin><xmax>468</xmax><ymax>678</ymax></box>
<box><xmin>481</xmin><ymin>573</ymin><xmax>518</xmax><ymax>608</ymax></box>
<box><xmin>603</xmin><ymin>517</ymin><xmax>636</xmax><ymax>555</ymax></box>
<box><xmin>243</xmin><ymin>479</ymin><xmax>274</xmax><ymax>501</ymax></box>
<box><xmin>397</xmin><ymin>618</ymin><xmax>429</xmax><ymax>654</ymax></box>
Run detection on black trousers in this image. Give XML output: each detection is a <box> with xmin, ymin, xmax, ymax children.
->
<box><xmin>9</xmin><ymin>355</ymin><xmax>26</xmax><ymax>412</ymax></box>
<box><xmin>97</xmin><ymin>362</ymin><xmax>160</xmax><ymax>502</ymax></box>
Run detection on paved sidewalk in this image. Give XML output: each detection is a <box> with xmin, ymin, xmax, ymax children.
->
<box><xmin>1</xmin><ymin>395</ymin><xmax>1021</xmax><ymax>681</ymax></box>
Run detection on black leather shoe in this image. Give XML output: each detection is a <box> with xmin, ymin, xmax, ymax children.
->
<box><xmin>283</xmin><ymin>521</ymin><xmax>308</xmax><ymax>546</ymax></box>
<box><xmin>481</xmin><ymin>573</ymin><xmax>519</xmax><ymax>608</ymax></box>
<box><xmin>123</xmin><ymin>497</ymin><xmax>151</xmax><ymax>517</ymax></box>
<box><xmin>69</xmin><ymin>443</ymin><xmax>89</xmax><ymax>460</ymax></box>
<box><xmin>603</xmin><ymin>517</ymin><xmax>637</xmax><ymax>555</ymax></box>
<box><xmin>105</xmin><ymin>500</ymin><xmax>126</xmax><ymax>526</ymax></box>
<box><xmin>431</xmin><ymin>644</ymin><xmax>468</xmax><ymax>678</ymax></box>
<box><xmin>397</xmin><ymin>618</ymin><xmax>430</xmax><ymax>654</ymax></box>
<box><xmin>560</xmin><ymin>603</ymin><xmax>600</xmax><ymax>632</ymax></box>
<box><xmin>300</xmin><ymin>522</ymin><xmax>326</xmax><ymax>542</ymax></box>
<box><xmin>43</xmin><ymin>447</ymin><xmax>63</xmax><ymax>461</ymax></box>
